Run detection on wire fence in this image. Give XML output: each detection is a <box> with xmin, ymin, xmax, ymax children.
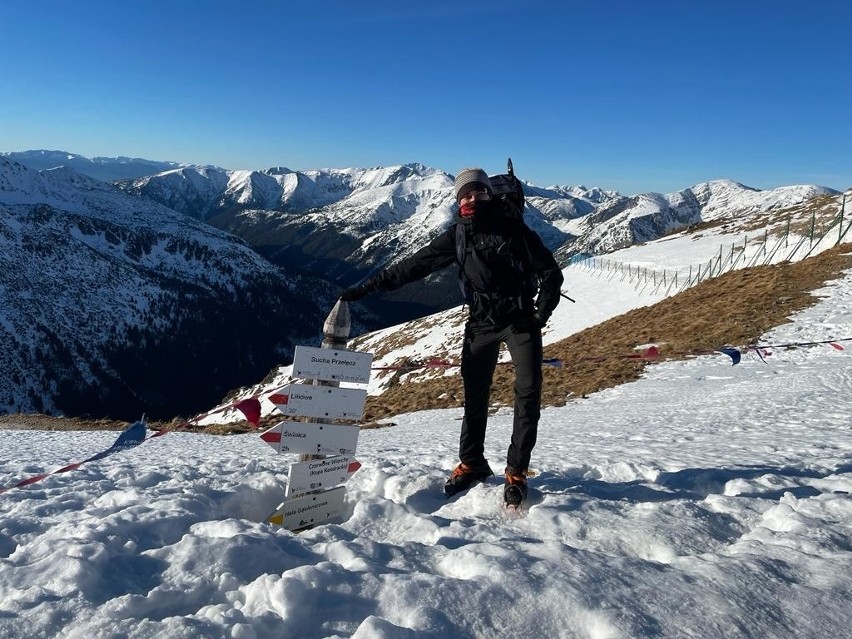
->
<box><xmin>568</xmin><ymin>193</ymin><xmax>851</xmax><ymax>298</ymax></box>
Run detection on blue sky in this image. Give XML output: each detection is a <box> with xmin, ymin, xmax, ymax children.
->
<box><xmin>1</xmin><ymin>0</ymin><xmax>849</xmax><ymax>195</ymax></box>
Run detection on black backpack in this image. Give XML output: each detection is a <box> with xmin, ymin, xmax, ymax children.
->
<box><xmin>487</xmin><ymin>157</ymin><xmax>526</xmax><ymax>222</ymax></box>
<box><xmin>454</xmin><ymin>158</ymin><xmax>538</xmax><ymax>322</ymax></box>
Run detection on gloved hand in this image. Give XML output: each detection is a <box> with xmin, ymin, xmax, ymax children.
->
<box><xmin>513</xmin><ymin>311</ymin><xmax>547</xmax><ymax>333</ymax></box>
<box><xmin>339</xmin><ymin>284</ymin><xmax>370</xmax><ymax>302</ymax></box>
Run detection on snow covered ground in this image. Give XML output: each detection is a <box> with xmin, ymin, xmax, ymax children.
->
<box><xmin>1</xmin><ymin>241</ymin><xmax>851</xmax><ymax>637</ymax></box>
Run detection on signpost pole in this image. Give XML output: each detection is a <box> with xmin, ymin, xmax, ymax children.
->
<box><xmin>264</xmin><ymin>300</ymin><xmax>373</xmax><ymax>530</ymax></box>
<box><xmin>300</xmin><ymin>299</ymin><xmax>351</xmax><ymax>463</ymax></box>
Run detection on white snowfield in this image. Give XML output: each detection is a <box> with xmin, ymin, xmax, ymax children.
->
<box><xmin>2</xmin><ymin>249</ymin><xmax>852</xmax><ymax>636</ymax></box>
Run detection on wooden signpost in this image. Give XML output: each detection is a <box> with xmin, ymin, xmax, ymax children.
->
<box><xmin>285</xmin><ymin>457</ymin><xmax>361</xmax><ymax>497</ymax></box>
<box><xmin>262</xmin><ymin>300</ymin><xmax>373</xmax><ymax>532</ymax></box>
<box><xmin>260</xmin><ymin>421</ymin><xmax>360</xmax><ymax>456</ymax></box>
<box><xmin>267</xmin><ymin>385</ymin><xmax>367</xmax><ymax>420</ymax></box>
<box><xmin>266</xmin><ymin>486</ymin><xmax>347</xmax><ymax>529</ymax></box>
<box><xmin>291</xmin><ymin>345</ymin><xmax>373</xmax><ymax>384</ymax></box>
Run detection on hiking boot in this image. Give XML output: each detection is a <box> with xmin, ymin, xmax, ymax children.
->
<box><xmin>503</xmin><ymin>466</ymin><xmax>528</xmax><ymax>507</ymax></box>
<box><xmin>444</xmin><ymin>460</ymin><xmax>493</xmax><ymax>497</ymax></box>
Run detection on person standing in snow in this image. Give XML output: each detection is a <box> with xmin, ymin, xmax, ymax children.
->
<box><xmin>340</xmin><ymin>167</ymin><xmax>563</xmax><ymax>506</ymax></box>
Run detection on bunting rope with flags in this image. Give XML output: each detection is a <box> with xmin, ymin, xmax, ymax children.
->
<box><xmin>367</xmin><ymin>336</ymin><xmax>851</xmax><ymax>371</ymax></box>
<box><xmin>0</xmin><ymin>420</ymin><xmax>163</xmax><ymax>495</ymax></box>
<box><xmin>0</xmin><ymin>398</ymin><xmax>265</xmax><ymax>496</ymax></box>
<box><xmin>4</xmin><ymin>334</ymin><xmax>847</xmax><ymax>496</ymax></box>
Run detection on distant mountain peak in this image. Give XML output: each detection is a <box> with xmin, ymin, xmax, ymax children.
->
<box><xmin>2</xmin><ymin>150</ymin><xmax>189</xmax><ymax>182</ymax></box>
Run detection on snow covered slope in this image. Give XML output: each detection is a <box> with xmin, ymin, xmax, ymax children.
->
<box><xmin>0</xmin><ymin>159</ymin><xmax>332</xmax><ymax>419</ymax></box>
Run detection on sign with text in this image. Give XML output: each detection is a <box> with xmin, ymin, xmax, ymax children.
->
<box><xmin>292</xmin><ymin>346</ymin><xmax>373</xmax><ymax>384</ymax></box>
<box><xmin>260</xmin><ymin>421</ymin><xmax>360</xmax><ymax>456</ymax></box>
<box><xmin>266</xmin><ymin>486</ymin><xmax>347</xmax><ymax>531</ymax></box>
<box><xmin>286</xmin><ymin>456</ymin><xmax>361</xmax><ymax>497</ymax></box>
<box><xmin>268</xmin><ymin>385</ymin><xmax>366</xmax><ymax>420</ymax></box>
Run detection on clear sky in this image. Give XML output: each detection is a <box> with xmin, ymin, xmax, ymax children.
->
<box><xmin>1</xmin><ymin>0</ymin><xmax>850</xmax><ymax>195</ymax></box>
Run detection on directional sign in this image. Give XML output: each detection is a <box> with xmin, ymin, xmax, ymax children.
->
<box><xmin>266</xmin><ymin>485</ymin><xmax>347</xmax><ymax>531</ymax></box>
<box><xmin>260</xmin><ymin>422</ymin><xmax>361</xmax><ymax>455</ymax></box>
<box><xmin>286</xmin><ymin>456</ymin><xmax>361</xmax><ymax>497</ymax></box>
<box><xmin>260</xmin><ymin>421</ymin><xmax>360</xmax><ymax>456</ymax></box>
<box><xmin>268</xmin><ymin>384</ymin><xmax>366</xmax><ymax>420</ymax></box>
<box><xmin>292</xmin><ymin>346</ymin><xmax>373</xmax><ymax>384</ymax></box>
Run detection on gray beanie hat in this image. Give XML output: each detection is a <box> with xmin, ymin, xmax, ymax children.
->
<box><xmin>454</xmin><ymin>168</ymin><xmax>492</xmax><ymax>202</ymax></box>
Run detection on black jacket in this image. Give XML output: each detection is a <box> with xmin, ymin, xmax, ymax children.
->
<box><xmin>362</xmin><ymin>203</ymin><xmax>564</xmax><ymax>328</ymax></box>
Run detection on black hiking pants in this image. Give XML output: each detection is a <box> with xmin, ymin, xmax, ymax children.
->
<box><xmin>459</xmin><ymin>323</ymin><xmax>543</xmax><ymax>471</ymax></box>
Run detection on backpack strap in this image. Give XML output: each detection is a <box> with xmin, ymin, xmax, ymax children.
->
<box><xmin>515</xmin><ymin>226</ymin><xmax>540</xmax><ymax>288</ymax></box>
<box><xmin>455</xmin><ymin>222</ymin><xmax>470</xmax><ymax>302</ymax></box>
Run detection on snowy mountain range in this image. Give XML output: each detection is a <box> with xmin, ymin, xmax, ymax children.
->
<box><xmin>1</xmin><ymin>150</ymin><xmax>192</xmax><ymax>182</ymax></box>
<box><xmin>115</xmin><ymin>163</ymin><xmax>612</xmax><ymax>324</ymax></box>
<box><xmin>1</xmin><ymin>149</ymin><xmax>841</xmax><ymax>419</ymax></box>
<box><xmin>0</xmin><ymin>158</ymin><xmax>334</xmax><ymax>419</ymax></box>
<box><xmin>559</xmin><ymin>179</ymin><xmax>838</xmax><ymax>260</ymax></box>
<box><xmin>117</xmin><ymin>161</ymin><xmax>837</xmax><ymax>325</ymax></box>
